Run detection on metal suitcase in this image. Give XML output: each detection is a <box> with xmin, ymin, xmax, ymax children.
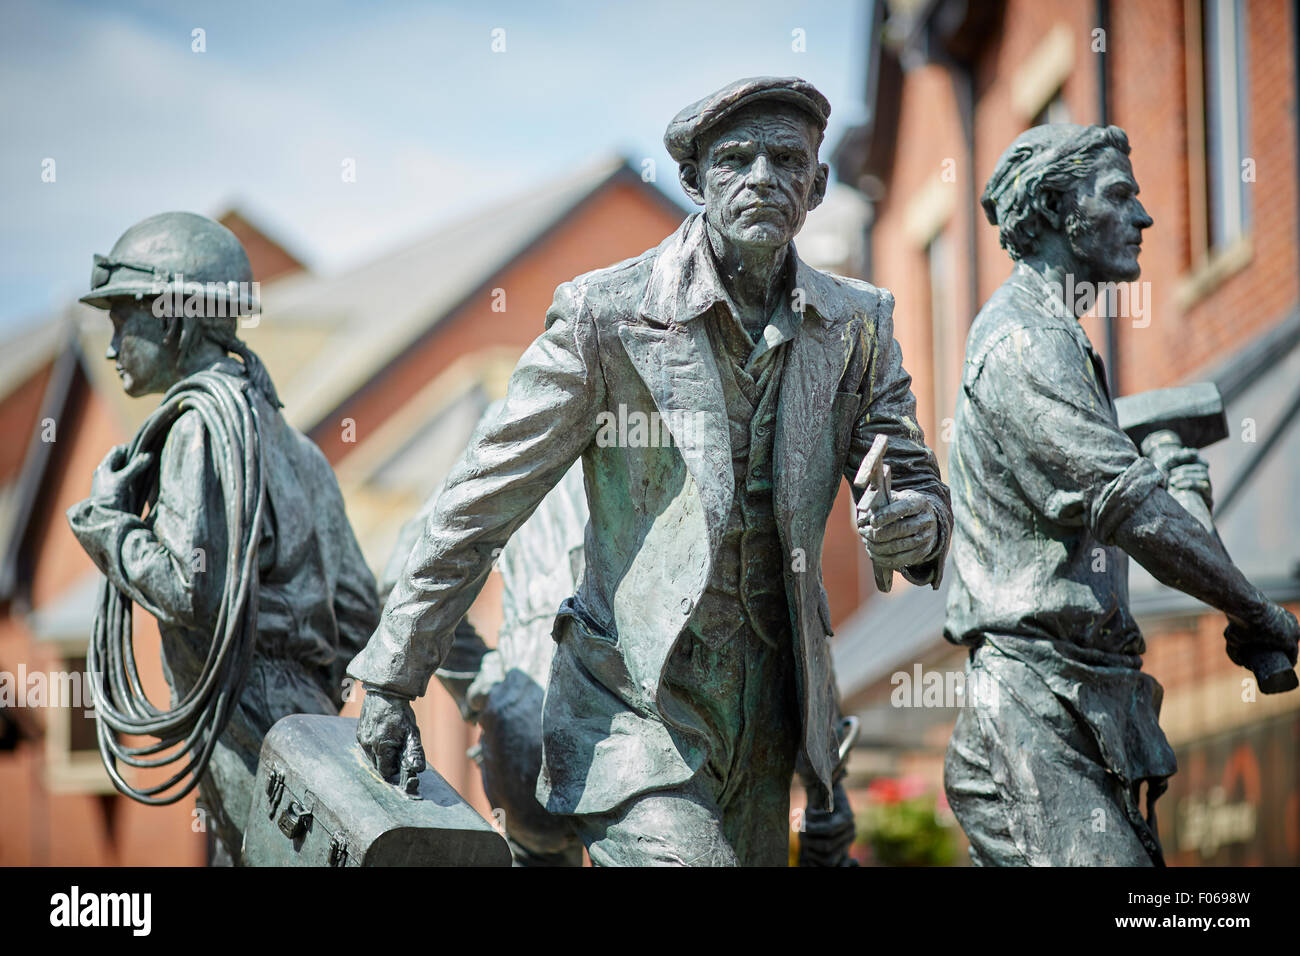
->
<box><xmin>241</xmin><ymin>715</ymin><xmax>511</xmax><ymax>867</ymax></box>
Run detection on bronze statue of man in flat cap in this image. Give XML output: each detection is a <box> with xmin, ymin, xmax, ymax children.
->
<box><xmin>349</xmin><ymin>76</ymin><xmax>951</xmax><ymax>865</ymax></box>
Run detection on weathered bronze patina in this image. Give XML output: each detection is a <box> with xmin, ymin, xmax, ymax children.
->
<box><xmin>943</xmin><ymin>125</ymin><xmax>1299</xmax><ymax>866</ymax></box>
<box><xmin>350</xmin><ymin>77</ymin><xmax>951</xmax><ymax>866</ymax></box>
<box><xmin>68</xmin><ymin>212</ymin><xmax>379</xmax><ymax>863</ymax></box>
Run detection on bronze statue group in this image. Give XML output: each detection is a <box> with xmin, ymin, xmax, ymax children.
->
<box><xmin>69</xmin><ymin>77</ymin><xmax>1299</xmax><ymax>867</ymax></box>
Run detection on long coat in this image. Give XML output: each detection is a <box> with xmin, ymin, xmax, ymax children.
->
<box><xmin>348</xmin><ymin>214</ymin><xmax>951</xmax><ymax>813</ymax></box>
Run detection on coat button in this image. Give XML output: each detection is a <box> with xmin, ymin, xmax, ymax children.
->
<box><xmin>680</xmin><ymin>598</ymin><xmax>691</xmax><ymax>613</ymax></box>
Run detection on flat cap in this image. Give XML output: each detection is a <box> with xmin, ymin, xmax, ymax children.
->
<box><xmin>664</xmin><ymin>76</ymin><xmax>830</xmax><ymax>163</ymax></box>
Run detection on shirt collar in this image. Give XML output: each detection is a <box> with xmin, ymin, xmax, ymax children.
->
<box><xmin>1007</xmin><ymin>262</ymin><xmax>1084</xmax><ymax>327</ymax></box>
<box><xmin>1006</xmin><ymin>262</ymin><xmax>1113</xmax><ymax>396</ymax></box>
<box><xmin>638</xmin><ymin>213</ymin><xmax>833</xmax><ymax>345</ymax></box>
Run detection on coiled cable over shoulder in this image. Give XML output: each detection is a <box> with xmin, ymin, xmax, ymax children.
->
<box><xmin>88</xmin><ymin>369</ymin><xmax>266</xmax><ymax>805</ymax></box>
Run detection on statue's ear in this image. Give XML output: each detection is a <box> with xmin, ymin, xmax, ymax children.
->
<box><xmin>678</xmin><ymin>162</ymin><xmax>706</xmax><ymax>206</ymax></box>
<box><xmin>159</xmin><ymin>309</ymin><xmax>184</xmax><ymax>350</ymax></box>
<box><xmin>1037</xmin><ymin>185</ymin><xmax>1067</xmax><ymax>232</ymax></box>
<box><xmin>174</xmin><ymin>316</ymin><xmax>206</xmax><ymax>363</ymax></box>
<box><xmin>807</xmin><ymin>162</ymin><xmax>829</xmax><ymax>212</ymax></box>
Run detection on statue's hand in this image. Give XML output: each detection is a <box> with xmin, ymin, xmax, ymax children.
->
<box><xmin>357</xmin><ymin>686</ymin><xmax>425</xmax><ymax>783</ymax></box>
<box><xmin>1152</xmin><ymin>443</ymin><xmax>1213</xmax><ymax>511</ymax></box>
<box><xmin>1226</xmin><ymin>602</ymin><xmax>1300</xmax><ymax>669</ymax></box>
<box><xmin>857</xmin><ymin>489</ymin><xmax>938</xmax><ymax>570</ymax></box>
<box><xmin>798</xmin><ymin>780</ymin><xmax>858</xmax><ymax>867</ymax></box>
<box><xmin>90</xmin><ymin>444</ymin><xmax>154</xmax><ymax>510</ymax></box>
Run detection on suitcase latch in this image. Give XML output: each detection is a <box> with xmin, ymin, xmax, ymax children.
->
<box><xmin>277</xmin><ymin>800</ymin><xmax>312</xmax><ymax>840</ymax></box>
<box><xmin>328</xmin><ymin>837</ymin><xmax>349</xmax><ymax>867</ymax></box>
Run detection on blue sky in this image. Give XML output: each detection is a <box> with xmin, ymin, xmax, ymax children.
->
<box><xmin>0</xmin><ymin>0</ymin><xmax>867</xmax><ymax>331</ymax></box>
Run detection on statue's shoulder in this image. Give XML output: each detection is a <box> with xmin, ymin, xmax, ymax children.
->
<box><xmin>568</xmin><ymin>243</ymin><xmax>661</xmax><ymax>304</ymax></box>
<box><xmin>794</xmin><ymin>266</ymin><xmax>894</xmax><ymax>334</ymax></box>
<box><xmin>964</xmin><ymin>279</ymin><xmax>1076</xmax><ymax>386</ymax></box>
<box><xmin>820</xmin><ymin>271</ymin><xmax>894</xmax><ymax>317</ymax></box>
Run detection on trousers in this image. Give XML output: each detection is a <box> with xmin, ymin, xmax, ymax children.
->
<box><xmin>943</xmin><ymin>643</ymin><xmax>1164</xmax><ymax>866</ymax></box>
<box><xmin>571</xmin><ymin>619</ymin><xmax>801</xmax><ymax>866</ymax></box>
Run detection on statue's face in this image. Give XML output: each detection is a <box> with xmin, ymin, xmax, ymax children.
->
<box><xmin>695</xmin><ymin>103</ymin><xmax>827</xmax><ymax>250</ymax></box>
<box><xmin>1065</xmin><ymin>148</ymin><xmax>1153</xmax><ymax>283</ymax></box>
<box><xmin>105</xmin><ymin>300</ymin><xmax>175</xmax><ymax>397</ymax></box>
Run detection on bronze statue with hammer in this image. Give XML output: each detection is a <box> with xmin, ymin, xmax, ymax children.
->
<box><xmin>942</xmin><ymin>124</ymin><xmax>1299</xmax><ymax>867</ymax></box>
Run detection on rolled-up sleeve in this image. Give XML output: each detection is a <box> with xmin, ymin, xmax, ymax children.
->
<box><xmin>969</xmin><ymin>327</ymin><xmax>1163</xmax><ymax>544</ymax></box>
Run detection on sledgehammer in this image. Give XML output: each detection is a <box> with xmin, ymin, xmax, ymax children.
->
<box><xmin>1114</xmin><ymin>382</ymin><xmax>1297</xmax><ymax>693</ymax></box>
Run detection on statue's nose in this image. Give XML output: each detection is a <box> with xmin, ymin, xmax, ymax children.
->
<box><xmin>749</xmin><ymin>154</ymin><xmax>774</xmax><ymax>185</ymax></box>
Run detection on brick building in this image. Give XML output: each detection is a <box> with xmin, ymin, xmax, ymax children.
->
<box><xmin>831</xmin><ymin>0</ymin><xmax>1300</xmax><ymax>864</ymax></box>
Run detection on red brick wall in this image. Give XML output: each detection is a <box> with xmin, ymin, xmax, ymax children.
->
<box><xmin>0</xmin><ymin>362</ymin><xmax>54</xmax><ymax>485</ymax></box>
<box><xmin>0</xmin><ymin>384</ymin><xmax>204</xmax><ymax>866</ymax></box>
<box><xmin>875</xmin><ymin>1</ymin><xmax>1298</xmax><ymax>401</ymax></box>
<box><xmin>1110</xmin><ymin>0</ymin><xmax>1299</xmax><ymax>392</ymax></box>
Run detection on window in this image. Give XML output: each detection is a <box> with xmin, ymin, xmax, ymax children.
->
<box><xmin>44</xmin><ymin>651</ymin><xmax>113</xmax><ymax>793</ymax></box>
<box><xmin>1031</xmin><ymin>90</ymin><xmax>1072</xmax><ymax>127</ymax></box>
<box><xmin>1186</xmin><ymin>0</ymin><xmax>1251</xmax><ymax>259</ymax></box>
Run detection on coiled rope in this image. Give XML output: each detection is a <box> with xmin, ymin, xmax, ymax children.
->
<box><xmin>88</xmin><ymin>368</ymin><xmax>267</xmax><ymax>805</ymax></box>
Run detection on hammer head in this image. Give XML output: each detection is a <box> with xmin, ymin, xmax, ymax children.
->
<box><xmin>1114</xmin><ymin>382</ymin><xmax>1228</xmax><ymax>449</ymax></box>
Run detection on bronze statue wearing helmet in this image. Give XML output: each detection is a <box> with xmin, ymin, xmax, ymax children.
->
<box><xmin>68</xmin><ymin>211</ymin><xmax>380</xmax><ymax>864</ymax></box>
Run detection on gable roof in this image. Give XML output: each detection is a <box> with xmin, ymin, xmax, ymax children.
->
<box><xmin>216</xmin><ymin>208</ymin><xmax>309</xmax><ymax>283</ymax></box>
<box><xmin>0</xmin><ymin>327</ymin><xmax>89</xmax><ymax>604</ymax></box>
<box><xmin>251</xmin><ymin>155</ymin><xmax>686</xmax><ymax>433</ymax></box>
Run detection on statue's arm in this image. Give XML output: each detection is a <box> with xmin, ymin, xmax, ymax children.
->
<box><xmin>347</xmin><ymin>281</ymin><xmax>603</xmax><ymax>699</ymax></box>
<box><xmin>1110</xmin><ymin>490</ymin><xmax>1286</xmax><ymax>642</ymax></box>
<box><xmin>847</xmin><ymin>289</ymin><xmax>953</xmax><ymax>585</ymax></box>
<box><xmin>374</xmin><ymin>480</ymin><xmax>489</xmax><ymax>716</ymax></box>
<box><xmin>969</xmin><ymin>327</ymin><xmax>1165</xmax><ymax>538</ymax></box>
<box><xmin>67</xmin><ymin>411</ymin><xmax>228</xmax><ymax>630</ymax></box>
<box><xmin>971</xmin><ymin>328</ymin><xmax>1296</xmax><ymax>660</ymax></box>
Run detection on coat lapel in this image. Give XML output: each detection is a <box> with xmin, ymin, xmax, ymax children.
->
<box><xmin>622</xmin><ymin>215</ymin><xmax>856</xmax><ymax>563</ymax></box>
<box><xmin>774</xmin><ymin>262</ymin><xmax>853</xmax><ymax>539</ymax></box>
<box><xmin>617</xmin><ymin>321</ymin><xmax>733</xmax><ymax>559</ymax></box>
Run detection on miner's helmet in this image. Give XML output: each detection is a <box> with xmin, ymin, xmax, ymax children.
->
<box><xmin>80</xmin><ymin>211</ymin><xmax>259</xmax><ymax>316</ymax></box>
